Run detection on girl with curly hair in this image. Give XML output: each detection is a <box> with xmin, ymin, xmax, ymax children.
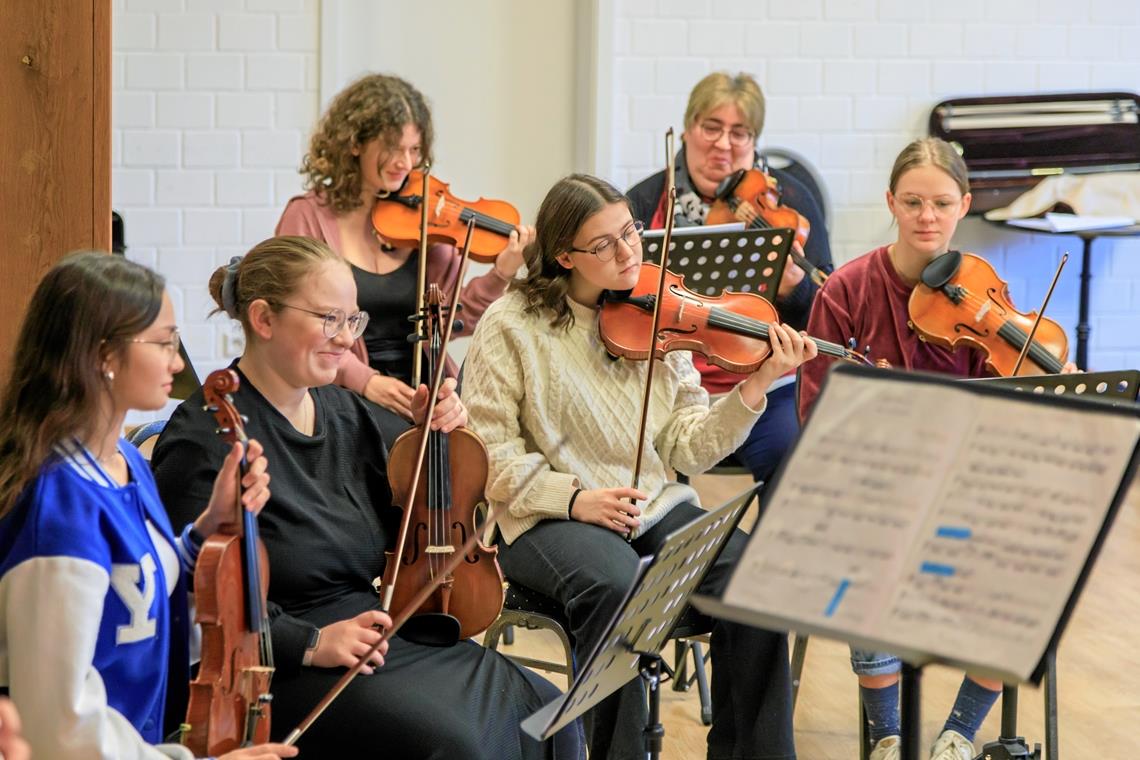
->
<box><xmin>276</xmin><ymin>73</ymin><xmax>533</xmax><ymax>445</ymax></box>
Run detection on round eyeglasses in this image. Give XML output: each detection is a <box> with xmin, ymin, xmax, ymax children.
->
<box><xmin>277</xmin><ymin>304</ymin><xmax>370</xmax><ymax>339</ymax></box>
<box><xmin>568</xmin><ymin>220</ymin><xmax>645</xmax><ymax>263</ymax></box>
<box><xmin>130</xmin><ymin>329</ymin><xmax>181</xmax><ymax>356</ymax></box>
<box><xmin>697</xmin><ymin>120</ymin><xmax>754</xmax><ymax>147</ymax></box>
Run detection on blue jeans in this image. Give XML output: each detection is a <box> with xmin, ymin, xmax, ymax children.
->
<box><xmin>850</xmin><ymin>648</ymin><xmax>902</xmax><ymax>677</ymax></box>
<box><xmin>498</xmin><ymin>502</ymin><xmax>795</xmax><ymax>760</ymax></box>
<box><xmin>735</xmin><ymin>382</ymin><xmax>799</xmax><ymax>484</ymax></box>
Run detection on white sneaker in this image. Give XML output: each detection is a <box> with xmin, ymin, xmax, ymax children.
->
<box><xmin>869</xmin><ymin>735</ymin><xmax>901</xmax><ymax>760</ymax></box>
<box><xmin>930</xmin><ymin>729</ymin><xmax>974</xmax><ymax>760</ymax></box>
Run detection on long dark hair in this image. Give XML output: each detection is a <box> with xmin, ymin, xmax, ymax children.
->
<box><xmin>517</xmin><ymin>174</ymin><xmax>632</xmax><ymax>329</ymax></box>
<box><xmin>0</xmin><ymin>252</ymin><xmax>164</xmax><ymax>517</ymax></box>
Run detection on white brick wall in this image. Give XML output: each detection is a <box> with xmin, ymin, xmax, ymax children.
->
<box><xmin>607</xmin><ymin>2</ymin><xmax>1140</xmax><ymax>370</ymax></box>
<box><xmin>113</xmin><ymin>0</ymin><xmax>319</xmax><ymax>399</ymax></box>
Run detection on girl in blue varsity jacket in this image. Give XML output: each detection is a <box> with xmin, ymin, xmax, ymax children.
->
<box><xmin>0</xmin><ymin>252</ymin><xmax>297</xmax><ymax>760</ymax></box>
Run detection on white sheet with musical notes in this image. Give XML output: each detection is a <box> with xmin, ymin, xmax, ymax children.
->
<box><xmin>720</xmin><ymin>368</ymin><xmax>1140</xmax><ymax>682</ymax></box>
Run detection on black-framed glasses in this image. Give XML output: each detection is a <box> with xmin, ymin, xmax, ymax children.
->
<box><xmin>569</xmin><ymin>220</ymin><xmax>645</xmax><ymax>262</ymax></box>
<box><xmin>277</xmin><ymin>304</ymin><xmax>370</xmax><ymax>339</ymax></box>
<box><xmin>697</xmin><ymin>120</ymin><xmax>754</xmax><ymax>147</ymax></box>
<box><xmin>130</xmin><ymin>329</ymin><xmax>181</xmax><ymax>356</ymax></box>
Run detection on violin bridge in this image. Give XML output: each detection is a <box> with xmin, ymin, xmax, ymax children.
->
<box><xmin>975</xmin><ymin>300</ymin><xmax>991</xmax><ymax>322</ymax></box>
<box><xmin>425</xmin><ymin>545</ymin><xmax>454</xmax><ymax>555</ymax></box>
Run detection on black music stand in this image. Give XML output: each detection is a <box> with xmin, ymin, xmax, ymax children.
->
<box><xmin>519</xmin><ymin>485</ymin><xmax>758</xmax><ymax>759</ymax></box>
<box><xmin>693</xmin><ymin>364</ymin><xmax>1140</xmax><ymax>760</ymax></box>
<box><xmin>642</xmin><ymin>224</ymin><xmax>794</xmax><ymax>298</ymax></box>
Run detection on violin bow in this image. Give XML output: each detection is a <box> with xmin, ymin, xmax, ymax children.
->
<box><xmin>1011</xmin><ymin>252</ymin><xmax>1068</xmax><ymax>376</ymax></box>
<box><xmin>379</xmin><ymin>215</ymin><xmax>476</xmax><ymax>615</ymax></box>
<box><xmin>284</xmin><ymin>495</ymin><xmax>499</xmax><ymax>747</ymax></box>
<box><xmin>627</xmin><ymin>128</ymin><xmax>678</xmax><ymax>526</ymax></box>
<box><xmin>283</xmin><ymin>437</ymin><xmax>566</xmax><ymax>747</ymax></box>
<box><xmin>411</xmin><ymin>163</ymin><xmax>432</xmax><ymax>388</ymax></box>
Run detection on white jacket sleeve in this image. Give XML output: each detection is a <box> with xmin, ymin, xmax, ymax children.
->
<box><xmin>2</xmin><ymin>557</ymin><xmax>174</xmax><ymax>760</ymax></box>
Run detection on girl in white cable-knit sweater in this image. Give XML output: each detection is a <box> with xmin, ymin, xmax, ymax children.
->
<box><xmin>463</xmin><ymin>174</ymin><xmax>816</xmax><ymax>760</ymax></box>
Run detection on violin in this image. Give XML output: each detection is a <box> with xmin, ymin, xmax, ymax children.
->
<box><xmin>182</xmin><ymin>370</ymin><xmax>273</xmax><ymax>756</ymax></box>
<box><xmin>908</xmin><ymin>250</ymin><xmax>1069</xmax><ymax>377</ymax></box>
<box><xmin>380</xmin><ymin>283</ymin><xmax>504</xmax><ymax>642</ymax></box>
<box><xmin>706</xmin><ymin>168</ymin><xmax>828</xmax><ymax>286</ymax></box>
<box><xmin>371</xmin><ymin>170</ymin><xmax>520</xmax><ymax>264</ymax></box>
<box><xmin>600</xmin><ymin>262</ymin><xmax>867</xmax><ymax>373</ymax></box>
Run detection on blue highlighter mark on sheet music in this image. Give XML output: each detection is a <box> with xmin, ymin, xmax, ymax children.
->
<box><xmin>920</xmin><ymin>562</ymin><xmax>956</xmax><ymax>577</ymax></box>
<box><xmin>936</xmin><ymin>525</ymin><xmax>972</xmax><ymax>540</ymax></box>
<box><xmin>824</xmin><ymin>578</ymin><xmax>850</xmax><ymax>618</ymax></box>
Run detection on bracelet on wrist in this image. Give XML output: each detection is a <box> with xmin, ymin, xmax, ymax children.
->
<box><xmin>567</xmin><ymin>488</ymin><xmax>583</xmax><ymax>519</ymax></box>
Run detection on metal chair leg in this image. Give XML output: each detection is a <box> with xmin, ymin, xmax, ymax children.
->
<box><xmin>790</xmin><ymin>633</ymin><xmax>809</xmax><ymax>711</ymax></box>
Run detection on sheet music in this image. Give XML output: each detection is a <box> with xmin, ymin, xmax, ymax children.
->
<box><xmin>722</xmin><ymin>369</ymin><xmax>1140</xmax><ymax>682</ymax></box>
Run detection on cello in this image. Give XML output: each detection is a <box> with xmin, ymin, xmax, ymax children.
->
<box><xmin>181</xmin><ymin>369</ymin><xmax>274</xmax><ymax>756</ymax></box>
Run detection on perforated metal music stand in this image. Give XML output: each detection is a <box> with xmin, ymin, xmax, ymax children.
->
<box><xmin>642</xmin><ymin>225</ymin><xmax>795</xmax><ymax>298</ymax></box>
<box><xmin>969</xmin><ymin>369</ymin><xmax>1140</xmax><ymax>407</ymax></box>
<box><xmin>520</xmin><ymin>486</ymin><xmax>758</xmax><ymax>757</ymax></box>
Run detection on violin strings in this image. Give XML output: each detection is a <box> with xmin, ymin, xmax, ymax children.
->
<box><xmin>706</xmin><ymin>308</ymin><xmax>851</xmax><ymax>359</ymax></box>
<box><xmin>934</xmin><ymin>286</ymin><xmax>1063</xmax><ymax>371</ymax></box>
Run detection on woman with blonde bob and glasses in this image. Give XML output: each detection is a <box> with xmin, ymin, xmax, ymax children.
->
<box><xmin>0</xmin><ymin>252</ymin><xmax>294</xmax><ymax>760</ymax></box>
<box><xmin>152</xmin><ymin>236</ymin><xmax>580</xmax><ymax>760</ymax></box>
<box><xmin>276</xmin><ymin>73</ymin><xmax>533</xmax><ymax>446</ymax></box>
<box><xmin>463</xmin><ymin>173</ymin><xmax>817</xmax><ymax>760</ymax></box>
<box><xmin>628</xmin><ymin>71</ymin><xmax>834</xmax><ymax>489</ymax></box>
<box><xmin>799</xmin><ymin>137</ymin><xmax>1074</xmax><ymax>760</ymax></box>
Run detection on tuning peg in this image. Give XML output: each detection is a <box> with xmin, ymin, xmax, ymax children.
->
<box><xmin>406</xmin><ymin>331</ymin><xmax>426</xmax><ymax>344</ymax></box>
<box><xmin>452</xmin><ymin>319</ymin><xmax>464</xmax><ymax>332</ymax></box>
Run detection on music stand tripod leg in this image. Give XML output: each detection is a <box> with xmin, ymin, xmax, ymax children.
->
<box><xmin>901</xmin><ymin>662</ymin><xmax>922</xmax><ymax>760</ymax></box>
<box><xmin>1045</xmin><ymin>647</ymin><xmax>1059</xmax><ymax>760</ymax></box>
<box><xmin>640</xmin><ymin>653</ymin><xmax>666</xmax><ymax>760</ymax></box>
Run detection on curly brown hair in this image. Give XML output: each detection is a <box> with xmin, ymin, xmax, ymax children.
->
<box><xmin>516</xmin><ymin>174</ymin><xmax>631</xmax><ymax>330</ymax></box>
<box><xmin>300</xmin><ymin>74</ymin><xmax>435</xmax><ymax>214</ymax></box>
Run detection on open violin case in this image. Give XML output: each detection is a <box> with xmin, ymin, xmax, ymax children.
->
<box><xmin>929</xmin><ymin>91</ymin><xmax>1140</xmax><ymax>213</ymax></box>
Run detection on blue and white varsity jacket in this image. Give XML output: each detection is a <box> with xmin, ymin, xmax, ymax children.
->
<box><xmin>0</xmin><ymin>440</ymin><xmax>194</xmax><ymax>760</ymax></box>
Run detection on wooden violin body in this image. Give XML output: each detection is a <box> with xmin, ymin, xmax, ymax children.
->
<box><xmin>185</xmin><ymin>535</ymin><xmax>273</xmax><ymax>754</ymax></box>
<box><xmin>600</xmin><ymin>263</ymin><xmax>865</xmax><ymax>372</ymax></box>
<box><xmin>371</xmin><ymin>170</ymin><xmax>520</xmax><ymax>263</ymax></box>
<box><xmin>707</xmin><ymin>168</ymin><xmax>828</xmax><ymax>286</ymax></box>
<box><xmin>183</xmin><ymin>369</ymin><xmax>274</xmax><ymax>756</ymax></box>
<box><xmin>908</xmin><ymin>250</ymin><xmax>1068</xmax><ymax>376</ymax></box>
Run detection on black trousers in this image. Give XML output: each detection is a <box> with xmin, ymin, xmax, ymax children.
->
<box><xmin>269</xmin><ymin>634</ymin><xmax>582</xmax><ymax>759</ymax></box>
<box><xmin>499</xmin><ymin>502</ymin><xmax>796</xmax><ymax>760</ymax></box>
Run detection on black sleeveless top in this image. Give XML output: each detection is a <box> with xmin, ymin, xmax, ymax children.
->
<box><xmin>352</xmin><ymin>256</ymin><xmax>417</xmax><ymax>385</ymax></box>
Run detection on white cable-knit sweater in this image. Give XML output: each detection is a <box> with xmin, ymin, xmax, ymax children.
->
<box><xmin>463</xmin><ymin>289</ymin><xmax>766</xmax><ymax>545</ymax></box>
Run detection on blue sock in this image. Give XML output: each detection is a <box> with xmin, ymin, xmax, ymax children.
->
<box><xmin>943</xmin><ymin>677</ymin><xmax>1001</xmax><ymax>742</ymax></box>
<box><xmin>860</xmin><ymin>682</ymin><xmax>900</xmax><ymax>745</ymax></box>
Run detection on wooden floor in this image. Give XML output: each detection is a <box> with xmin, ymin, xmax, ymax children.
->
<box><xmin>493</xmin><ymin>472</ymin><xmax>1140</xmax><ymax>759</ymax></box>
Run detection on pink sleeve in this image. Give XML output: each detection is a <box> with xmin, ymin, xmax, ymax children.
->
<box><xmin>275</xmin><ymin>196</ymin><xmax>326</xmax><ymax>240</ymax></box>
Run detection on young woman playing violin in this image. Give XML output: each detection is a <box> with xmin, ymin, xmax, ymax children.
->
<box><xmin>0</xmin><ymin>252</ymin><xmax>295</xmax><ymax>760</ymax></box>
<box><xmin>799</xmin><ymin>137</ymin><xmax>1075</xmax><ymax>760</ymax></box>
<box><xmin>627</xmin><ymin>71</ymin><xmax>833</xmax><ymax>486</ymax></box>
<box><xmin>462</xmin><ymin>174</ymin><xmax>818</xmax><ymax>760</ymax></box>
<box><xmin>152</xmin><ymin>237</ymin><xmax>580</xmax><ymax>760</ymax></box>
<box><xmin>275</xmin><ymin>73</ymin><xmax>534</xmax><ymax>445</ymax></box>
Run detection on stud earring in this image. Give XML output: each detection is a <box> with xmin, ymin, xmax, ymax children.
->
<box><xmin>104</xmin><ymin>369</ymin><xmax>114</xmax><ymax>381</ymax></box>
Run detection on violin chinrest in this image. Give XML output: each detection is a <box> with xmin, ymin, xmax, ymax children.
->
<box><xmin>714</xmin><ymin>169</ymin><xmax>747</xmax><ymax>201</ymax></box>
<box><xmin>920</xmin><ymin>249</ymin><xmax>963</xmax><ymax>289</ymax></box>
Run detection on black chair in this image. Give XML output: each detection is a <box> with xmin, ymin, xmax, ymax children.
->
<box><xmin>759</xmin><ymin>146</ymin><xmax>832</xmax><ymax>229</ymax></box>
<box><xmin>483</xmin><ymin>580</ymin><xmax>716</xmax><ymax>725</ymax></box>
